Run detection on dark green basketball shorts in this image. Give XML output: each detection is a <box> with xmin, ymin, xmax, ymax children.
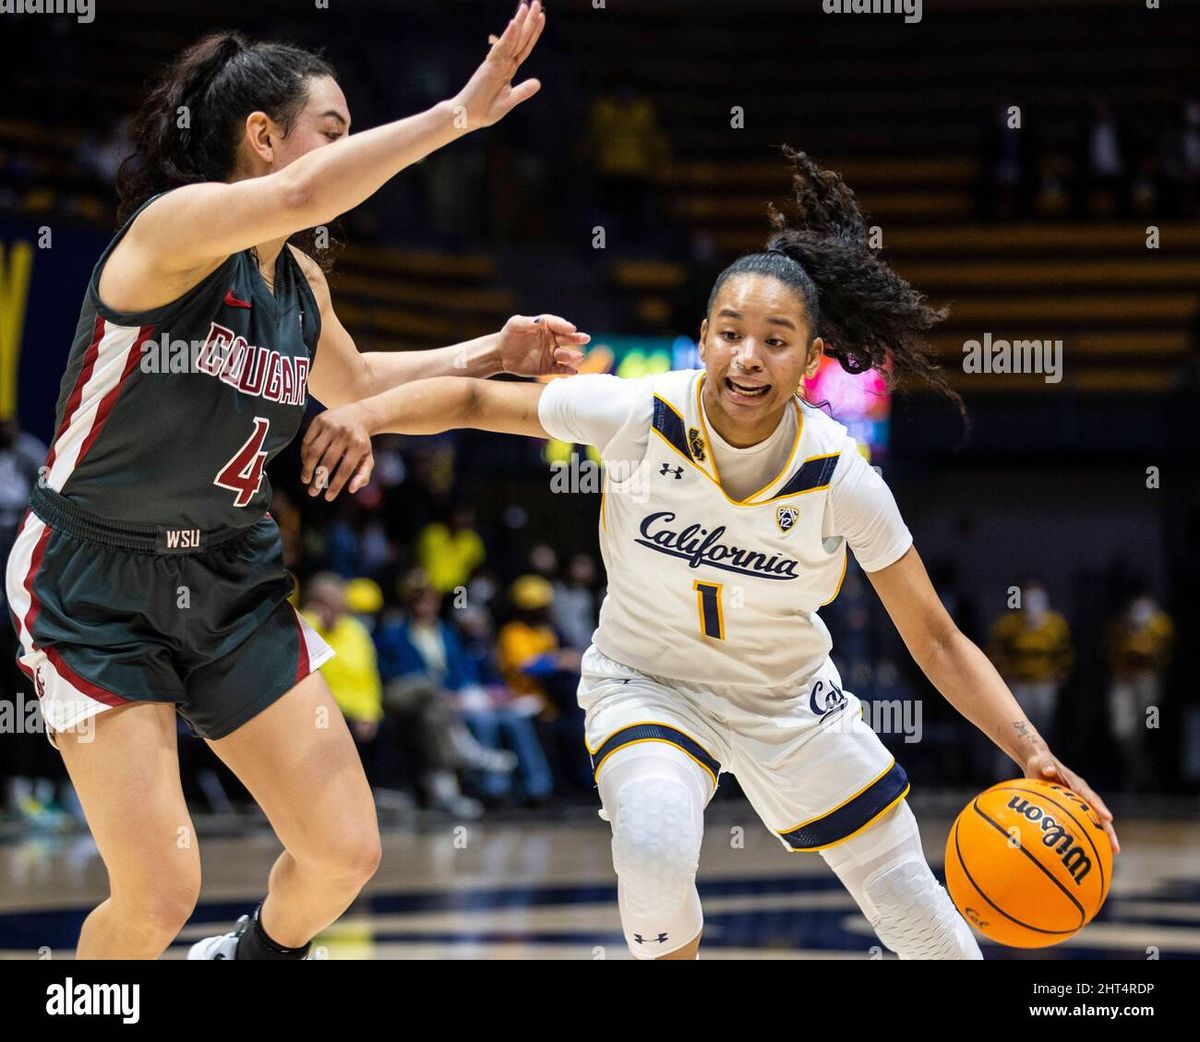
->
<box><xmin>5</xmin><ymin>485</ymin><xmax>333</xmax><ymax>749</ymax></box>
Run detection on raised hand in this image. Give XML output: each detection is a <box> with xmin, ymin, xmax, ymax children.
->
<box><xmin>451</xmin><ymin>1</ymin><xmax>547</xmax><ymax>132</ymax></box>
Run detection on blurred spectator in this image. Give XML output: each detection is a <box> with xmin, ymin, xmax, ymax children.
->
<box><xmin>359</xmin><ymin>518</ymin><xmax>392</xmax><ymax>578</ymax></box>
<box><xmin>975</xmin><ymin>100</ymin><xmax>1042</xmax><ymax>221</ymax></box>
<box><xmin>379</xmin><ymin>577</ymin><xmax>527</xmax><ymax>794</ymax></box>
<box><xmin>527</xmin><ymin>541</ymin><xmax>559</xmax><ymax>582</ymax></box>
<box><xmin>300</xmin><ymin>572</ymin><xmax>389</xmax><ymax>780</ymax></box>
<box><xmin>464</xmin><ymin>564</ymin><xmax>501</xmax><ymax>618</ymax></box>
<box><xmin>497</xmin><ymin>575</ymin><xmax>579</xmax><ymax>715</ymax></box>
<box><xmin>374</xmin><ymin>573</ymin><xmax>517</xmax><ymax>817</ymax></box>
<box><xmin>1104</xmin><ymin>588</ymin><xmax>1174</xmax><ymax>791</ymax></box>
<box><xmin>454</xmin><ymin>605</ymin><xmax>554</xmax><ymax>806</ymax></box>
<box><xmin>1161</xmin><ymin>98</ymin><xmax>1200</xmax><ymax>218</ymax></box>
<box><xmin>0</xmin><ymin>419</ymin><xmax>74</xmax><ymax>829</ymax></box>
<box><xmin>497</xmin><ymin>575</ymin><xmax>590</xmax><ymax>792</ymax></box>
<box><xmin>416</xmin><ymin>503</ymin><xmax>486</xmax><ymax>596</ymax></box>
<box><xmin>323</xmin><ymin>500</ymin><xmax>364</xmax><ymax>579</ymax></box>
<box><xmin>1072</xmin><ymin>97</ymin><xmax>1132</xmax><ymax>218</ymax></box>
<box><xmin>75</xmin><ymin>115</ymin><xmax>132</xmax><ymax>193</ymax></box>
<box><xmin>551</xmin><ymin>552</ymin><xmax>600</xmax><ymax>651</ymax></box>
<box><xmin>0</xmin><ymin>418</ymin><xmax>45</xmax><ymax>567</ymax></box>
<box><xmin>987</xmin><ymin>578</ymin><xmax>1074</xmax><ymax>777</ymax></box>
<box><xmin>581</xmin><ymin>84</ymin><xmax>670</xmax><ymax>247</ymax></box>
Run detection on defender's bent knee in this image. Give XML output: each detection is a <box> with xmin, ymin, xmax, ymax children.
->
<box><xmin>111</xmin><ymin>875</ymin><xmax>201</xmax><ymax>942</ymax></box>
<box><xmin>294</xmin><ymin>825</ymin><xmax>382</xmax><ymax>888</ymax></box>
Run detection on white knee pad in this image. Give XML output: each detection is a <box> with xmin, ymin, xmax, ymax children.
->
<box><xmin>599</xmin><ymin>748</ymin><xmax>709</xmax><ymax>959</ymax></box>
<box><xmin>862</xmin><ymin>856</ymin><xmax>982</xmax><ymax>960</ymax></box>
<box><xmin>823</xmin><ymin>801</ymin><xmax>982</xmax><ymax>960</ymax></box>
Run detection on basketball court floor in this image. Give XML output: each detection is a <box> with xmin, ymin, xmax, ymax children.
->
<box><xmin>0</xmin><ymin>792</ymin><xmax>1196</xmax><ymax>959</ymax></box>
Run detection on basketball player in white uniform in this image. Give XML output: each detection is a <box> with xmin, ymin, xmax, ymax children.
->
<box><xmin>303</xmin><ymin>151</ymin><xmax>1118</xmax><ymax>960</ymax></box>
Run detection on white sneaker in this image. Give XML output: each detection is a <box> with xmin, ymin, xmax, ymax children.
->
<box><xmin>187</xmin><ymin>913</ymin><xmax>316</xmax><ymax>960</ymax></box>
<box><xmin>187</xmin><ymin>914</ymin><xmax>249</xmax><ymax>959</ymax></box>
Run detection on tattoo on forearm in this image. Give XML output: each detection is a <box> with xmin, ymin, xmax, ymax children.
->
<box><xmin>1012</xmin><ymin>720</ymin><xmax>1047</xmax><ymax>751</ymax></box>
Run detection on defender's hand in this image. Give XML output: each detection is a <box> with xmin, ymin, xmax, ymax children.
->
<box><xmin>451</xmin><ymin>1</ymin><xmax>546</xmax><ymax>131</ymax></box>
<box><xmin>496</xmin><ymin>314</ymin><xmax>589</xmax><ymax>376</ymax></box>
<box><xmin>301</xmin><ymin>407</ymin><xmax>375</xmax><ymax>501</ymax></box>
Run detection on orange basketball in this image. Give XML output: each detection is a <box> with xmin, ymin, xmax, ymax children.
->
<box><xmin>944</xmin><ymin>778</ymin><xmax>1112</xmax><ymax>948</ymax></box>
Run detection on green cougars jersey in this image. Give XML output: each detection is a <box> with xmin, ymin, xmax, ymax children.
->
<box><xmin>43</xmin><ymin>191</ymin><xmax>322</xmax><ymax>530</ymax></box>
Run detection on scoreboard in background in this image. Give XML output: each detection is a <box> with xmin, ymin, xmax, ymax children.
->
<box><xmin>561</xmin><ymin>335</ymin><xmax>892</xmax><ymax>459</ymax></box>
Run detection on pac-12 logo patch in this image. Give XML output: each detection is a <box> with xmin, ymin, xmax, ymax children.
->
<box><xmin>687</xmin><ymin>427</ymin><xmax>706</xmax><ymax>462</ymax></box>
<box><xmin>776</xmin><ymin>505</ymin><xmax>799</xmax><ymax>533</ymax></box>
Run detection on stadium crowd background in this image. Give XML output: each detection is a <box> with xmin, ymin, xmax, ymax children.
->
<box><xmin>0</xmin><ymin>0</ymin><xmax>1197</xmax><ymax>833</ymax></box>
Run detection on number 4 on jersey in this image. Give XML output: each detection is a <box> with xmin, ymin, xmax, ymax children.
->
<box><xmin>214</xmin><ymin>417</ymin><xmax>270</xmax><ymax>507</ymax></box>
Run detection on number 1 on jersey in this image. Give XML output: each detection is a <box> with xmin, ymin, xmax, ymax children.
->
<box><xmin>214</xmin><ymin>416</ymin><xmax>270</xmax><ymax>507</ymax></box>
<box><xmin>694</xmin><ymin>580</ymin><xmax>725</xmax><ymax>640</ymax></box>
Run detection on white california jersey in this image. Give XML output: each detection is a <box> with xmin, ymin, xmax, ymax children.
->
<box><xmin>592</xmin><ymin>368</ymin><xmax>851</xmax><ymax>691</ymax></box>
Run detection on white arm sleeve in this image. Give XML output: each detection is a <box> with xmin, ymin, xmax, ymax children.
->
<box><xmin>537</xmin><ymin>373</ymin><xmax>652</xmax><ymax>462</ymax></box>
<box><xmin>824</xmin><ymin>437</ymin><xmax>914</xmax><ymax>573</ymax></box>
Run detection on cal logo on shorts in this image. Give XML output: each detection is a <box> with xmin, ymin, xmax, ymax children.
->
<box><xmin>157</xmin><ymin>527</ymin><xmax>203</xmax><ymax>553</ymax></box>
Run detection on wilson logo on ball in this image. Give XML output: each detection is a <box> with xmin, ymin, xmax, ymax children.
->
<box><xmin>1007</xmin><ymin>796</ymin><xmax>1092</xmax><ymax>884</ymax></box>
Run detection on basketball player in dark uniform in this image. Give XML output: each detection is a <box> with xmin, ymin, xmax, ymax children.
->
<box><xmin>4</xmin><ymin>4</ymin><xmax>582</xmax><ymax>959</ymax></box>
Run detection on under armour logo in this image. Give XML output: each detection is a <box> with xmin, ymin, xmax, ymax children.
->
<box><xmin>634</xmin><ymin>932</ymin><xmax>670</xmax><ymax>945</ymax></box>
<box><xmin>659</xmin><ymin>463</ymin><xmax>683</xmax><ymax>479</ymax></box>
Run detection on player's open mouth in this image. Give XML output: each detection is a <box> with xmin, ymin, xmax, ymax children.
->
<box><xmin>725</xmin><ymin>377</ymin><xmax>771</xmax><ymax>400</ymax></box>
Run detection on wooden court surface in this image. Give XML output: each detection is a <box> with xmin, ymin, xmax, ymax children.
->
<box><xmin>0</xmin><ymin>794</ymin><xmax>1196</xmax><ymax>959</ymax></box>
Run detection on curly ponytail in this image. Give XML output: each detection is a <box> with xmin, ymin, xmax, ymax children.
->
<box><xmin>115</xmin><ymin>31</ymin><xmax>339</xmax><ymax>268</ymax></box>
<box><xmin>706</xmin><ymin>146</ymin><xmax>966</xmax><ymax>430</ymax></box>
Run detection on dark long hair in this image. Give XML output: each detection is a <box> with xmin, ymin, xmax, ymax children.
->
<box><xmin>116</xmin><ymin>31</ymin><xmax>340</xmax><ymax>269</ymax></box>
<box><xmin>706</xmin><ymin>146</ymin><xmax>966</xmax><ymax>431</ymax></box>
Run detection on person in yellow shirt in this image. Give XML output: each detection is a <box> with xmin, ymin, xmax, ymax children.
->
<box><xmin>416</xmin><ymin>504</ymin><xmax>487</xmax><ymax>595</ymax></box>
<box><xmin>986</xmin><ymin>579</ymin><xmax>1073</xmax><ymax>778</ymax></box>
<box><xmin>496</xmin><ymin>574</ymin><xmax>589</xmax><ymax>791</ymax></box>
<box><xmin>496</xmin><ymin>575</ymin><xmax>581</xmax><ymax>716</ymax></box>
<box><xmin>1104</xmin><ymin>589</ymin><xmax>1174</xmax><ymax>790</ymax></box>
<box><xmin>582</xmin><ymin>84</ymin><xmax>670</xmax><ymax>243</ymax></box>
<box><xmin>301</xmin><ymin>572</ymin><xmax>384</xmax><ymax>756</ymax></box>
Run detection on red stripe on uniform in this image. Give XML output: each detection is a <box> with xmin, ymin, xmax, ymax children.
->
<box><xmin>292</xmin><ymin>606</ymin><xmax>311</xmax><ymax>683</ymax></box>
<box><xmin>75</xmin><ymin>325</ymin><xmax>154</xmax><ymax>468</ymax></box>
<box><xmin>44</xmin><ymin>313</ymin><xmax>106</xmax><ymax>473</ymax></box>
<box><xmin>45</xmin><ymin>646</ymin><xmax>128</xmax><ymax>707</ymax></box>
<box><xmin>19</xmin><ymin>523</ymin><xmax>52</xmax><ymax>655</ymax></box>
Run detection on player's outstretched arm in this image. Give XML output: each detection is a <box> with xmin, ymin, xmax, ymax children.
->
<box><xmin>358</xmin><ymin>313</ymin><xmax>589</xmax><ymax>394</ymax></box>
<box><xmin>123</xmin><ymin>2</ymin><xmax>547</xmax><ymax>278</ymax></box>
<box><xmin>299</xmin><ymin>237</ymin><xmax>587</xmax><ymax>405</ymax></box>
<box><xmin>300</xmin><ymin>376</ymin><xmax>549</xmax><ymax>500</ymax></box>
<box><xmin>865</xmin><ymin>544</ymin><xmax>1120</xmax><ymax>854</ymax></box>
